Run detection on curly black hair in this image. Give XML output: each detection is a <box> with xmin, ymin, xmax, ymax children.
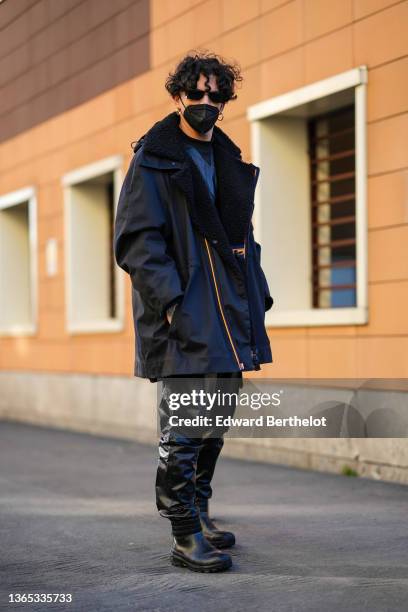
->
<box><xmin>165</xmin><ymin>50</ymin><xmax>243</xmax><ymax>103</ymax></box>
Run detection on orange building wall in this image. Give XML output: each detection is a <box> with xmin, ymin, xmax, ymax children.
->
<box><xmin>0</xmin><ymin>0</ymin><xmax>407</xmax><ymax>378</ymax></box>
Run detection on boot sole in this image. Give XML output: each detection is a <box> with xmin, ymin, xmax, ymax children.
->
<box><xmin>171</xmin><ymin>551</ymin><xmax>232</xmax><ymax>573</ymax></box>
<box><xmin>205</xmin><ymin>537</ymin><xmax>235</xmax><ymax>549</ymax></box>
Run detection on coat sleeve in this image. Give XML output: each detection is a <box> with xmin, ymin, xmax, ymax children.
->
<box><xmin>250</xmin><ymin>222</ymin><xmax>274</xmax><ymax>312</ymax></box>
<box><xmin>114</xmin><ymin>153</ymin><xmax>184</xmax><ymax>317</ymax></box>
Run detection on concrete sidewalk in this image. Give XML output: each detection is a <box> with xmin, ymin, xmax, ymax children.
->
<box><xmin>0</xmin><ymin>421</ymin><xmax>407</xmax><ymax>612</ymax></box>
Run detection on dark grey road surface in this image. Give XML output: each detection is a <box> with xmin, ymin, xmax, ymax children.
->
<box><xmin>0</xmin><ymin>421</ymin><xmax>407</xmax><ymax>612</ymax></box>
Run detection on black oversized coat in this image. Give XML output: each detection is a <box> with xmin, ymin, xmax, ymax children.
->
<box><xmin>114</xmin><ymin>111</ymin><xmax>273</xmax><ymax>382</ymax></box>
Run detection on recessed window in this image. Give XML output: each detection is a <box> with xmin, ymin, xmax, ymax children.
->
<box><xmin>62</xmin><ymin>156</ymin><xmax>124</xmax><ymax>334</ymax></box>
<box><xmin>248</xmin><ymin>67</ymin><xmax>368</xmax><ymax>327</ymax></box>
<box><xmin>0</xmin><ymin>187</ymin><xmax>37</xmax><ymax>335</ymax></box>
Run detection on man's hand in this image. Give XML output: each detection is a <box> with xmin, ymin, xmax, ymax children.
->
<box><xmin>166</xmin><ymin>302</ymin><xmax>177</xmax><ymax>325</ymax></box>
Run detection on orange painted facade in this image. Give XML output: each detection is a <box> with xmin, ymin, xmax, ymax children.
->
<box><xmin>0</xmin><ymin>0</ymin><xmax>407</xmax><ymax>379</ymax></box>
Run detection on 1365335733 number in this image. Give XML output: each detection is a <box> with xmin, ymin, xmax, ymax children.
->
<box><xmin>8</xmin><ymin>593</ymin><xmax>73</xmax><ymax>604</ymax></box>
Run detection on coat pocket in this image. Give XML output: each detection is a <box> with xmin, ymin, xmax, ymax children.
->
<box><xmin>166</xmin><ymin>264</ymin><xmax>198</xmax><ymax>341</ymax></box>
<box><xmin>167</xmin><ymin>300</ymin><xmax>182</xmax><ymax>340</ymax></box>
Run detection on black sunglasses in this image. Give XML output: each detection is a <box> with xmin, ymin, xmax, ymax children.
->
<box><xmin>184</xmin><ymin>88</ymin><xmax>226</xmax><ymax>104</ymax></box>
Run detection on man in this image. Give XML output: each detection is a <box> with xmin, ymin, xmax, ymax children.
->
<box><xmin>114</xmin><ymin>52</ymin><xmax>273</xmax><ymax>572</ymax></box>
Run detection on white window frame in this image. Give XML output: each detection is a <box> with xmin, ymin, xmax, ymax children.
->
<box><xmin>248</xmin><ymin>66</ymin><xmax>368</xmax><ymax>327</ymax></box>
<box><xmin>0</xmin><ymin>186</ymin><xmax>38</xmax><ymax>336</ymax></box>
<box><xmin>62</xmin><ymin>155</ymin><xmax>124</xmax><ymax>334</ymax></box>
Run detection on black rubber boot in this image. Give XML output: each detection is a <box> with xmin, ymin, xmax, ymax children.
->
<box><xmin>171</xmin><ymin>531</ymin><xmax>232</xmax><ymax>572</ymax></box>
<box><xmin>195</xmin><ymin>498</ymin><xmax>236</xmax><ymax>549</ymax></box>
<box><xmin>199</xmin><ymin>510</ymin><xmax>236</xmax><ymax>549</ymax></box>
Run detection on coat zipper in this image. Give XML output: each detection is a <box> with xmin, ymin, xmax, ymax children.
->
<box><xmin>244</xmin><ymin>223</ymin><xmax>261</xmax><ymax>370</ymax></box>
<box><xmin>204</xmin><ymin>237</ymin><xmax>245</xmax><ymax>371</ymax></box>
<box><xmin>248</xmin><ymin>167</ymin><xmax>261</xmax><ymax>369</ymax></box>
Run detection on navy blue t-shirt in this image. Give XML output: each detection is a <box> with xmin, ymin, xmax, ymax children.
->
<box><xmin>179</xmin><ymin>130</ymin><xmax>217</xmax><ymax>202</ymax></box>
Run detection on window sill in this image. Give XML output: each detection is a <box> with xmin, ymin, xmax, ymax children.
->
<box><xmin>67</xmin><ymin>318</ymin><xmax>124</xmax><ymax>334</ymax></box>
<box><xmin>0</xmin><ymin>324</ymin><xmax>37</xmax><ymax>336</ymax></box>
<box><xmin>265</xmin><ymin>306</ymin><xmax>368</xmax><ymax>327</ymax></box>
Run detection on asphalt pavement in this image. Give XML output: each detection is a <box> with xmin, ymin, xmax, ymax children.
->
<box><xmin>0</xmin><ymin>420</ymin><xmax>407</xmax><ymax>612</ymax></box>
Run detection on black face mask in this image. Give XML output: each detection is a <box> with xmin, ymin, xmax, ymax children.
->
<box><xmin>179</xmin><ymin>98</ymin><xmax>220</xmax><ymax>134</ymax></box>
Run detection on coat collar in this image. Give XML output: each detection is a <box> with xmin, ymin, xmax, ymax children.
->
<box><xmin>134</xmin><ymin>111</ymin><xmax>260</xmax><ymax>283</ymax></box>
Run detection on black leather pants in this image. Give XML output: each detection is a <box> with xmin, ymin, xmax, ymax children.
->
<box><xmin>155</xmin><ymin>372</ymin><xmax>242</xmax><ymax>536</ymax></box>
